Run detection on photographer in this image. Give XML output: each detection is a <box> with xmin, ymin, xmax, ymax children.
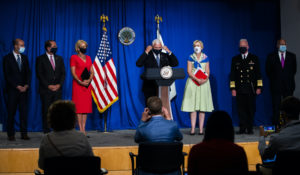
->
<box><xmin>134</xmin><ymin>96</ymin><xmax>182</xmax><ymax>143</ymax></box>
<box><xmin>258</xmin><ymin>96</ymin><xmax>300</xmax><ymax>161</ymax></box>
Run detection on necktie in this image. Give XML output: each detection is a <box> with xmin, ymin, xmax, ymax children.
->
<box><xmin>281</xmin><ymin>53</ymin><xmax>284</xmax><ymax>68</ymax></box>
<box><xmin>17</xmin><ymin>55</ymin><xmax>22</xmax><ymax>71</ymax></box>
<box><xmin>50</xmin><ymin>55</ymin><xmax>55</xmax><ymax>70</ymax></box>
<box><xmin>156</xmin><ymin>55</ymin><xmax>160</xmax><ymax>67</ymax></box>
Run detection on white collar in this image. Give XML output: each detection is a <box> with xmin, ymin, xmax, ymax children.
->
<box><xmin>13</xmin><ymin>50</ymin><xmax>21</xmax><ymax>61</ymax></box>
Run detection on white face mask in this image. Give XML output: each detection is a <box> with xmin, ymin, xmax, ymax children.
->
<box><xmin>19</xmin><ymin>47</ymin><xmax>25</xmax><ymax>53</ymax></box>
<box><xmin>194</xmin><ymin>46</ymin><xmax>202</xmax><ymax>54</ymax></box>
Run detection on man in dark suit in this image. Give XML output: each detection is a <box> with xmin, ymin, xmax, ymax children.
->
<box><xmin>136</xmin><ymin>39</ymin><xmax>178</xmax><ymax>104</ymax></box>
<box><xmin>266</xmin><ymin>39</ymin><xmax>297</xmax><ymax>127</ymax></box>
<box><xmin>36</xmin><ymin>40</ymin><xmax>65</xmax><ymax>133</ymax></box>
<box><xmin>134</xmin><ymin>96</ymin><xmax>182</xmax><ymax>143</ymax></box>
<box><xmin>3</xmin><ymin>39</ymin><xmax>31</xmax><ymax>141</ymax></box>
<box><xmin>230</xmin><ymin>39</ymin><xmax>263</xmax><ymax>135</ymax></box>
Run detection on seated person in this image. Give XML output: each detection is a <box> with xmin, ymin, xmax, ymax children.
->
<box><xmin>134</xmin><ymin>96</ymin><xmax>183</xmax><ymax>143</ymax></box>
<box><xmin>188</xmin><ymin>111</ymin><xmax>248</xmax><ymax>175</ymax></box>
<box><xmin>38</xmin><ymin>100</ymin><xmax>94</xmax><ymax>170</ymax></box>
<box><xmin>258</xmin><ymin>96</ymin><xmax>300</xmax><ymax>161</ymax></box>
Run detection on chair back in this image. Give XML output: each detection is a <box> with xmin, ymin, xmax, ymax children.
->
<box><xmin>273</xmin><ymin>150</ymin><xmax>300</xmax><ymax>175</ymax></box>
<box><xmin>44</xmin><ymin>156</ymin><xmax>101</xmax><ymax>175</ymax></box>
<box><xmin>137</xmin><ymin>142</ymin><xmax>183</xmax><ymax>174</ymax></box>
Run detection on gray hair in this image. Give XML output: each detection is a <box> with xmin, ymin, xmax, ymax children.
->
<box><xmin>152</xmin><ymin>39</ymin><xmax>162</xmax><ymax>46</ymax></box>
<box><xmin>240</xmin><ymin>38</ymin><xmax>248</xmax><ymax>43</ymax></box>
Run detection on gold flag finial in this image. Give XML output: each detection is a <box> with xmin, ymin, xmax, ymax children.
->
<box><xmin>100</xmin><ymin>14</ymin><xmax>109</xmax><ymax>32</ymax></box>
<box><xmin>155</xmin><ymin>14</ymin><xmax>162</xmax><ymax>24</ymax></box>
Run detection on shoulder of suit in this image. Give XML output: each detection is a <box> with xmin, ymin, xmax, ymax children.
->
<box><xmin>286</xmin><ymin>51</ymin><xmax>296</xmax><ymax>57</ymax></box>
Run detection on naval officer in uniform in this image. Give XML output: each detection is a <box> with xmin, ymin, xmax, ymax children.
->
<box><xmin>230</xmin><ymin>39</ymin><xmax>263</xmax><ymax>134</ymax></box>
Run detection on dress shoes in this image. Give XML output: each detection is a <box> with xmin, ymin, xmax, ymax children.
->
<box><xmin>21</xmin><ymin>134</ymin><xmax>30</xmax><ymax>140</ymax></box>
<box><xmin>8</xmin><ymin>136</ymin><xmax>16</xmax><ymax>141</ymax></box>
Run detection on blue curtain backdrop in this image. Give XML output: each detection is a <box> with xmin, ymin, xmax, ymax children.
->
<box><xmin>0</xmin><ymin>0</ymin><xmax>280</xmax><ymax>132</ymax></box>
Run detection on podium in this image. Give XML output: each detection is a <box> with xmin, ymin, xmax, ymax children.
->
<box><xmin>142</xmin><ymin>67</ymin><xmax>185</xmax><ymax>119</ymax></box>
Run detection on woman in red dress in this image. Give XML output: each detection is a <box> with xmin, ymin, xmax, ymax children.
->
<box><xmin>70</xmin><ymin>40</ymin><xmax>94</xmax><ymax>136</ymax></box>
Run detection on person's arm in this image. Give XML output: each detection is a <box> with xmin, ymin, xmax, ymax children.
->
<box><xmin>24</xmin><ymin>56</ymin><xmax>31</xmax><ymax>91</ymax></box>
<box><xmin>3</xmin><ymin>56</ymin><xmax>18</xmax><ymax>89</ymax></box>
<box><xmin>58</xmin><ymin>57</ymin><xmax>66</xmax><ymax>88</ymax></box>
<box><xmin>36</xmin><ymin>56</ymin><xmax>50</xmax><ymax>89</ymax></box>
<box><xmin>255</xmin><ymin>56</ymin><xmax>263</xmax><ymax>95</ymax></box>
<box><xmin>164</xmin><ymin>47</ymin><xmax>178</xmax><ymax>67</ymax></box>
<box><xmin>292</xmin><ymin>53</ymin><xmax>297</xmax><ymax>75</ymax></box>
<box><xmin>86</xmin><ymin>65</ymin><xmax>94</xmax><ymax>84</ymax></box>
<box><xmin>136</xmin><ymin>46</ymin><xmax>152</xmax><ymax>67</ymax></box>
<box><xmin>230</xmin><ymin>57</ymin><xmax>236</xmax><ymax>96</ymax></box>
<box><xmin>265</xmin><ymin>54</ymin><xmax>272</xmax><ymax>79</ymax></box>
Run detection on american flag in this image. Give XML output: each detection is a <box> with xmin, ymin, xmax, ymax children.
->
<box><xmin>91</xmin><ymin>31</ymin><xmax>118</xmax><ymax>113</ymax></box>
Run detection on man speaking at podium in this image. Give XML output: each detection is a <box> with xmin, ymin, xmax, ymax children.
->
<box><xmin>136</xmin><ymin>39</ymin><xmax>178</xmax><ymax>105</ymax></box>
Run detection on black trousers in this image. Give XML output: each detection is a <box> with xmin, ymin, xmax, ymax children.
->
<box><xmin>6</xmin><ymin>90</ymin><xmax>28</xmax><ymax>137</ymax></box>
<box><xmin>40</xmin><ymin>91</ymin><xmax>62</xmax><ymax>133</ymax></box>
<box><xmin>271</xmin><ymin>92</ymin><xmax>292</xmax><ymax>125</ymax></box>
<box><xmin>236</xmin><ymin>93</ymin><xmax>256</xmax><ymax>131</ymax></box>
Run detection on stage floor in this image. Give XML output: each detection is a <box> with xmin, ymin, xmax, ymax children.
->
<box><xmin>0</xmin><ymin>127</ymin><xmax>262</xmax><ymax>148</ymax></box>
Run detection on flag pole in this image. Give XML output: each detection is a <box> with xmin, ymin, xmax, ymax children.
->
<box><xmin>101</xmin><ymin>14</ymin><xmax>109</xmax><ymax>133</ymax></box>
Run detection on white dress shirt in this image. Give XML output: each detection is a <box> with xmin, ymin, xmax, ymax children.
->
<box><xmin>278</xmin><ymin>51</ymin><xmax>286</xmax><ymax>61</ymax></box>
<box><xmin>13</xmin><ymin>50</ymin><xmax>21</xmax><ymax>62</ymax></box>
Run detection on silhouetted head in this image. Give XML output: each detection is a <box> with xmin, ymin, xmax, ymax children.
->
<box><xmin>281</xmin><ymin>96</ymin><xmax>300</xmax><ymax>121</ymax></box>
<box><xmin>47</xmin><ymin>100</ymin><xmax>77</xmax><ymax>131</ymax></box>
<box><xmin>203</xmin><ymin>111</ymin><xmax>234</xmax><ymax>142</ymax></box>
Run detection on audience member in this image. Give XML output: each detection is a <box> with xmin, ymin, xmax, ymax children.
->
<box><xmin>258</xmin><ymin>96</ymin><xmax>300</xmax><ymax>161</ymax></box>
<box><xmin>134</xmin><ymin>96</ymin><xmax>182</xmax><ymax>143</ymax></box>
<box><xmin>38</xmin><ymin>100</ymin><xmax>94</xmax><ymax>170</ymax></box>
<box><xmin>188</xmin><ymin>111</ymin><xmax>248</xmax><ymax>175</ymax></box>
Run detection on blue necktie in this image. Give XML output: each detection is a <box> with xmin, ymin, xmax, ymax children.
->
<box><xmin>156</xmin><ymin>55</ymin><xmax>160</xmax><ymax>67</ymax></box>
<box><xmin>17</xmin><ymin>55</ymin><xmax>22</xmax><ymax>71</ymax></box>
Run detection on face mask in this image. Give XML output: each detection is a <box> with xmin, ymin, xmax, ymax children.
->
<box><xmin>80</xmin><ymin>48</ymin><xmax>87</xmax><ymax>54</ymax></box>
<box><xmin>19</xmin><ymin>47</ymin><xmax>25</xmax><ymax>53</ymax></box>
<box><xmin>152</xmin><ymin>49</ymin><xmax>162</xmax><ymax>55</ymax></box>
<box><xmin>50</xmin><ymin>47</ymin><xmax>57</xmax><ymax>54</ymax></box>
<box><xmin>194</xmin><ymin>46</ymin><xmax>202</xmax><ymax>54</ymax></box>
<box><xmin>239</xmin><ymin>47</ymin><xmax>247</xmax><ymax>54</ymax></box>
<box><xmin>279</xmin><ymin>45</ymin><xmax>287</xmax><ymax>52</ymax></box>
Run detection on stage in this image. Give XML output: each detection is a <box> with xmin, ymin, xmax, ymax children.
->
<box><xmin>0</xmin><ymin>128</ymin><xmax>263</xmax><ymax>175</ymax></box>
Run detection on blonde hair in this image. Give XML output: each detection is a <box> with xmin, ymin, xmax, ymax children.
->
<box><xmin>75</xmin><ymin>40</ymin><xmax>88</xmax><ymax>53</ymax></box>
<box><xmin>193</xmin><ymin>40</ymin><xmax>204</xmax><ymax>49</ymax></box>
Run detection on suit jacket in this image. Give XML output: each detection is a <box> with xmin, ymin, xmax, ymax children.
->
<box><xmin>230</xmin><ymin>53</ymin><xmax>263</xmax><ymax>94</ymax></box>
<box><xmin>3</xmin><ymin>52</ymin><xmax>31</xmax><ymax>92</ymax></box>
<box><xmin>136</xmin><ymin>51</ymin><xmax>178</xmax><ymax>93</ymax></box>
<box><xmin>266</xmin><ymin>51</ymin><xmax>297</xmax><ymax>95</ymax></box>
<box><xmin>134</xmin><ymin>116</ymin><xmax>183</xmax><ymax>143</ymax></box>
<box><xmin>36</xmin><ymin>54</ymin><xmax>65</xmax><ymax>94</ymax></box>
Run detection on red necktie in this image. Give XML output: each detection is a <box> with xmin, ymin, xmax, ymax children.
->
<box><xmin>50</xmin><ymin>55</ymin><xmax>55</xmax><ymax>70</ymax></box>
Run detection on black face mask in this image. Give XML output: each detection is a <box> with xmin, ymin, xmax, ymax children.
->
<box><xmin>80</xmin><ymin>48</ymin><xmax>87</xmax><ymax>54</ymax></box>
<box><xmin>50</xmin><ymin>47</ymin><xmax>57</xmax><ymax>55</ymax></box>
<box><xmin>152</xmin><ymin>49</ymin><xmax>162</xmax><ymax>55</ymax></box>
<box><xmin>239</xmin><ymin>47</ymin><xmax>247</xmax><ymax>54</ymax></box>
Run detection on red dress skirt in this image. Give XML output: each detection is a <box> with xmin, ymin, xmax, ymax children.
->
<box><xmin>70</xmin><ymin>55</ymin><xmax>92</xmax><ymax>114</ymax></box>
